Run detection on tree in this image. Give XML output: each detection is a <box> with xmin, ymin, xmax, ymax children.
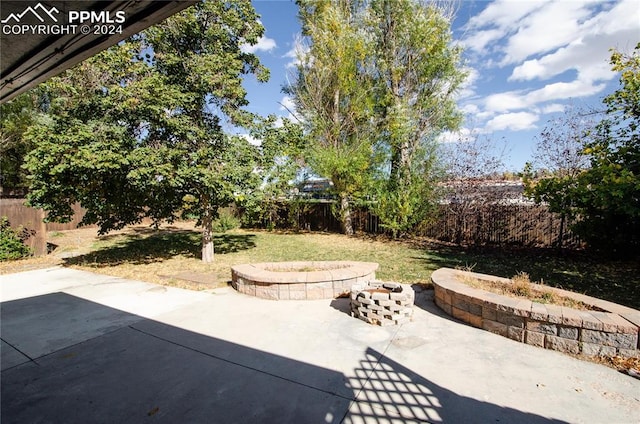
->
<box><xmin>524</xmin><ymin>105</ymin><xmax>597</xmax><ymax>247</ymax></box>
<box><xmin>0</xmin><ymin>217</ymin><xmax>34</xmax><ymax>261</ymax></box>
<box><xmin>0</xmin><ymin>91</ymin><xmax>40</xmax><ymax>195</ymax></box>
<box><xmin>241</xmin><ymin>115</ymin><xmax>306</xmax><ymax>229</ymax></box>
<box><xmin>368</xmin><ymin>0</ymin><xmax>466</xmax><ymax>237</ymax></box>
<box><xmin>440</xmin><ymin>133</ymin><xmax>507</xmax><ymax>244</ymax></box>
<box><xmin>571</xmin><ymin>44</ymin><xmax>640</xmax><ymax>253</ymax></box>
<box><xmin>290</xmin><ymin>0</ymin><xmax>465</xmax><ymax>237</ymax></box>
<box><xmin>525</xmin><ymin>44</ymin><xmax>640</xmax><ymax>254</ymax></box>
<box><xmin>290</xmin><ymin>0</ymin><xmax>377</xmax><ymax>235</ymax></box>
<box><xmin>24</xmin><ymin>0</ymin><xmax>270</xmax><ymax>262</ymax></box>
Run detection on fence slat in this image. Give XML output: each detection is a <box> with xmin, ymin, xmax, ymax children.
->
<box><xmin>1</xmin><ymin>199</ymin><xmax>91</xmax><ymax>256</ymax></box>
<box><xmin>279</xmin><ymin>201</ymin><xmax>581</xmax><ymax>249</ymax></box>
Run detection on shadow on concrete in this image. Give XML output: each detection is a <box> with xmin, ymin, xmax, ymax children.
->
<box><xmin>1</xmin><ymin>293</ymin><xmax>566</xmax><ymax>423</ymax></box>
<box><xmin>329</xmin><ymin>297</ymin><xmax>352</xmax><ymax>316</ymax></box>
<box><xmin>409</xmin><ymin>284</ymin><xmax>470</xmax><ymax>326</ymax></box>
<box><xmin>346</xmin><ymin>348</ymin><xmax>567</xmax><ymax>423</ymax></box>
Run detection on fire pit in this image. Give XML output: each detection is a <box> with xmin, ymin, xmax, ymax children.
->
<box><xmin>350</xmin><ymin>281</ymin><xmax>415</xmax><ymax>326</ymax></box>
<box><xmin>231</xmin><ymin>261</ymin><xmax>378</xmax><ymax>300</ymax></box>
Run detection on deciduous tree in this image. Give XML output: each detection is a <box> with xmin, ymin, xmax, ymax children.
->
<box><xmin>441</xmin><ymin>133</ymin><xmax>507</xmax><ymax>244</ymax></box>
<box><xmin>368</xmin><ymin>0</ymin><xmax>465</xmax><ymax>237</ymax></box>
<box><xmin>290</xmin><ymin>0</ymin><xmax>465</xmax><ymax>237</ymax></box>
<box><xmin>524</xmin><ymin>105</ymin><xmax>597</xmax><ymax>247</ymax></box>
<box><xmin>289</xmin><ymin>0</ymin><xmax>377</xmax><ymax>235</ymax></box>
<box><xmin>525</xmin><ymin>44</ymin><xmax>640</xmax><ymax>254</ymax></box>
<box><xmin>24</xmin><ymin>0</ymin><xmax>270</xmax><ymax>262</ymax></box>
<box><xmin>572</xmin><ymin>44</ymin><xmax>640</xmax><ymax>253</ymax></box>
<box><xmin>0</xmin><ymin>92</ymin><xmax>41</xmax><ymax>194</ymax></box>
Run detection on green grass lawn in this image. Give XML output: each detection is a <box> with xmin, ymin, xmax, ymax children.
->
<box><xmin>419</xmin><ymin>242</ymin><xmax>640</xmax><ymax>310</ymax></box>
<box><xmin>44</xmin><ymin>222</ymin><xmax>639</xmax><ymax>310</ymax></box>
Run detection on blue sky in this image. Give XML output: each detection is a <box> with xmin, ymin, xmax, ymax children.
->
<box><xmin>240</xmin><ymin>0</ymin><xmax>639</xmax><ymax>171</ymax></box>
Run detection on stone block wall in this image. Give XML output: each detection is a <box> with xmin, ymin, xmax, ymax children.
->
<box><xmin>231</xmin><ymin>261</ymin><xmax>378</xmax><ymax>300</ymax></box>
<box><xmin>432</xmin><ymin>268</ymin><xmax>640</xmax><ymax>358</ymax></box>
<box><xmin>350</xmin><ymin>282</ymin><xmax>415</xmax><ymax>326</ymax></box>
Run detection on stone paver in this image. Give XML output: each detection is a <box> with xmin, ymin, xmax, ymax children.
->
<box><xmin>232</xmin><ymin>261</ymin><xmax>378</xmax><ymax>300</ymax></box>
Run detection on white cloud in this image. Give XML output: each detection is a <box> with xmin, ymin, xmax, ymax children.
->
<box><xmin>463</xmin><ymin>0</ymin><xmax>638</xmax><ymax>76</ymax></box>
<box><xmin>466</xmin><ymin>0</ymin><xmax>543</xmax><ymax>31</ymax></box>
<box><xmin>238</xmin><ymin>133</ymin><xmax>262</xmax><ymax>146</ymax></box>
<box><xmin>279</xmin><ymin>95</ymin><xmax>295</xmax><ymax>113</ymax></box>
<box><xmin>461</xmin><ymin>104</ymin><xmax>480</xmax><ymax>115</ymax></box>
<box><xmin>273</xmin><ymin>116</ymin><xmax>285</xmax><ymax>128</ymax></box>
<box><xmin>484</xmin><ymin>77</ymin><xmax>606</xmax><ymax>115</ymax></box>
<box><xmin>240</xmin><ymin>36</ymin><xmax>277</xmax><ymax>54</ymax></box>
<box><xmin>438</xmin><ymin>127</ymin><xmax>477</xmax><ymax>144</ymax></box>
<box><xmin>462</xmin><ymin>28</ymin><xmax>503</xmax><ymax>53</ymax></box>
<box><xmin>591</xmin><ymin>0</ymin><xmax>640</xmax><ymax>36</ymax></box>
<box><xmin>499</xmin><ymin>1</ymin><xmax>597</xmax><ymax>66</ymax></box>
<box><xmin>467</xmin><ymin>0</ymin><xmax>639</xmax><ymax>123</ymax></box>
<box><xmin>484</xmin><ymin>91</ymin><xmax>527</xmax><ymax>113</ymax></box>
<box><xmin>509</xmin><ymin>27</ymin><xmax>636</xmax><ymax>82</ymax></box>
<box><xmin>541</xmin><ymin>103</ymin><xmax>565</xmax><ymax>114</ymax></box>
<box><xmin>277</xmin><ymin>95</ymin><xmax>299</xmax><ymax>123</ymax></box>
<box><xmin>284</xmin><ymin>37</ymin><xmax>309</xmax><ymax>69</ymax></box>
<box><xmin>529</xmin><ymin>79</ymin><xmax>606</xmax><ymax>104</ymax></box>
<box><xmin>462</xmin><ymin>0</ymin><xmax>544</xmax><ymax>56</ymax></box>
<box><xmin>457</xmin><ymin>67</ymin><xmax>480</xmax><ymax>100</ymax></box>
<box><xmin>486</xmin><ymin>112</ymin><xmax>539</xmax><ymax>132</ymax></box>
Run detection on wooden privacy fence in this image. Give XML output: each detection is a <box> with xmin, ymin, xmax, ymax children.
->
<box><xmin>420</xmin><ymin>204</ymin><xmax>581</xmax><ymax>248</ymax></box>
<box><xmin>1</xmin><ymin>199</ymin><xmax>90</xmax><ymax>256</ymax></box>
<box><xmin>2</xmin><ymin>197</ymin><xmax>581</xmax><ymax>257</ymax></box>
<box><xmin>283</xmin><ymin>201</ymin><xmax>581</xmax><ymax>249</ymax></box>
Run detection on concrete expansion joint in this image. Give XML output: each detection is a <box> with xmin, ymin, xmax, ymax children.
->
<box><xmin>128</xmin><ymin>325</ymin><xmax>355</xmax><ymax>401</ymax></box>
<box><xmin>1</xmin><ymin>337</ymin><xmax>39</xmax><ymax>369</ymax></box>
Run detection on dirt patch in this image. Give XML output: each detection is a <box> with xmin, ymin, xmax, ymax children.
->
<box><xmin>158</xmin><ymin>271</ymin><xmax>223</xmax><ymax>290</ymax></box>
<box><xmin>265</xmin><ymin>264</ymin><xmax>349</xmax><ymax>272</ymax></box>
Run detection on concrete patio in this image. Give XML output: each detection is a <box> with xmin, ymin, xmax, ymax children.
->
<box><xmin>1</xmin><ymin>267</ymin><xmax>638</xmax><ymax>423</ymax></box>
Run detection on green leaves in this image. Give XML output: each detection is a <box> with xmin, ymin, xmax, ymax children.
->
<box><xmin>526</xmin><ymin>45</ymin><xmax>640</xmax><ymax>255</ymax></box>
<box><xmin>291</xmin><ymin>1</ymin><xmax>380</xmax><ymax>234</ymax></box>
<box><xmin>0</xmin><ymin>91</ymin><xmax>42</xmax><ymax>192</ymax></box>
<box><xmin>368</xmin><ymin>0</ymin><xmax>464</xmax><ymax>236</ymax></box>
<box><xmin>292</xmin><ymin>0</ymin><xmax>464</xmax><ymax>235</ymax></box>
<box><xmin>23</xmin><ymin>1</ymin><xmax>271</xmax><ymax>260</ymax></box>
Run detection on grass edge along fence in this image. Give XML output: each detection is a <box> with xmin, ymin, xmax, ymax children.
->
<box><xmin>256</xmin><ymin>201</ymin><xmax>582</xmax><ymax>250</ymax></box>
<box><xmin>3</xmin><ymin>197</ymin><xmax>581</xmax><ymax>258</ymax></box>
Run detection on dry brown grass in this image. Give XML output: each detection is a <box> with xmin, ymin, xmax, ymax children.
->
<box><xmin>460</xmin><ymin>271</ymin><xmax>598</xmax><ymax>311</ymax></box>
<box><xmin>1</xmin><ymin>221</ymin><xmax>434</xmax><ymax>290</ymax></box>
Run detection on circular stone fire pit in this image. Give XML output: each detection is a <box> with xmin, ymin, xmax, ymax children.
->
<box><xmin>231</xmin><ymin>261</ymin><xmax>378</xmax><ymax>300</ymax></box>
<box><xmin>350</xmin><ymin>281</ymin><xmax>415</xmax><ymax>326</ymax></box>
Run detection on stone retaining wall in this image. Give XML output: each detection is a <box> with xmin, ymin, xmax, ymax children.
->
<box><xmin>431</xmin><ymin>268</ymin><xmax>640</xmax><ymax>358</ymax></box>
<box><xmin>231</xmin><ymin>261</ymin><xmax>378</xmax><ymax>300</ymax></box>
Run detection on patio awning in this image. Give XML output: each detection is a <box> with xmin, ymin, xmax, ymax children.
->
<box><xmin>1</xmin><ymin>1</ymin><xmax>197</xmax><ymax>103</ymax></box>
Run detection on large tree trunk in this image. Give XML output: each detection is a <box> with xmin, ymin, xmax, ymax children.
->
<box><xmin>201</xmin><ymin>200</ymin><xmax>215</xmax><ymax>263</ymax></box>
<box><xmin>340</xmin><ymin>193</ymin><xmax>354</xmax><ymax>235</ymax></box>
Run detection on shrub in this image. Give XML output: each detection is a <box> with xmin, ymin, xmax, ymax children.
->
<box><xmin>511</xmin><ymin>272</ymin><xmax>532</xmax><ymax>297</ymax></box>
<box><xmin>0</xmin><ymin>217</ymin><xmax>33</xmax><ymax>261</ymax></box>
<box><xmin>212</xmin><ymin>210</ymin><xmax>240</xmax><ymax>233</ymax></box>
